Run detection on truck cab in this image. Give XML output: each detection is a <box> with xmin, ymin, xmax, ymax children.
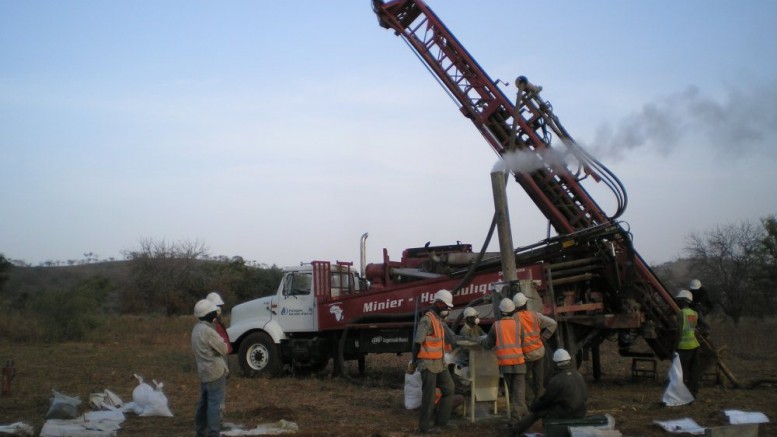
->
<box><xmin>227</xmin><ymin>261</ymin><xmax>364</xmax><ymax>376</ymax></box>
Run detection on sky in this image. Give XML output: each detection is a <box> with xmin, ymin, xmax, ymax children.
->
<box><xmin>2</xmin><ymin>1</ymin><xmax>776</xmax><ymax>268</ymax></box>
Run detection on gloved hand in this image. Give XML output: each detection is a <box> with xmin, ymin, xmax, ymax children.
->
<box><xmin>406</xmin><ymin>361</ymin><xmax>417</xmax><ymax>375</ymax></box>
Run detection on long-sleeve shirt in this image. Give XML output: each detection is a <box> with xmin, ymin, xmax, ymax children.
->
<box><xmin>413</xmin><ymin>310</ymin><xmax>459</xmax><ymax>373</ymax></box>
<box><xmin>531</xmin><ymin>365</ymin><xmax>587</xmax><ymax>419</ymax></box>
<box><xmin>192</xmin><ymin>321</ymin><xmax>229</xmax><ymax>383</ymax></box>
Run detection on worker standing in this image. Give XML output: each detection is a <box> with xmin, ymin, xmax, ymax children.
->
<box><xmin>206</xmin><ymin>291</ymin><xmax>233</xmax><ymax>354</ymax></box>
<box><xmin>460</xmin><ymin>307</ymin><xmax>485</xmax><ymax>340</ymax></box>
<box><xmin>408</xmin><ymin>289</ymin><xmax>457</xmax><ymax>434</ymax></box>
<box><xmin>688</xmin><ymin>279</ymin><xmax>713</xmax><ymax>316</ymax></box>
<box><xmin>513</xmin><ymin>292</ymin><xmax>557</xmax><ymax>404</ymax></box>
<box><xmin>481</xmin><ymin>298</ymin><xmax>527</xmax><ymax>420</ymax></box>
<box><xmin>512</xmin><ymin>348</ymin><xmax>588</xmax><ymax>436</ymax></box>
<box><xmin>206</xmin><ymin>291</ymin><xmax>231</xmax><ymax>420</ymax></box>
<box><xmin>192</xmin><ymin>299</ymin><xmax>229</xmax><ymax>437</ymax></box>
<box><xmin>675</xmin><ymin>289</ymin><xmax>703</xmax><ymax>398</ymax></box>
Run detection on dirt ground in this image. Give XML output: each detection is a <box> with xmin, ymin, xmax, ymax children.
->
<box><xmin>1</xmin><ymin>315</ymin><xmax>775</xmax><ymax>436</ymax></box>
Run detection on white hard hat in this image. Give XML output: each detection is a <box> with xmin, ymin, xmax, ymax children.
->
<box><xmin>553</xmin><ymin>348</ymin><xmax>572</xmax><ymax>363</ymax></box>
<box><xmin>206</xmin><ymin>291</ymin><xmax>225</xmax><ymax>306</ymax></box>
<box><xmin>499</xmin><ymin>298</ymin><xmax>515</xmax><ymax>314</ymax></box>
<box><xmin>689</xmin><ymin>279</ymin><xmax>702</xmax><ymax>290</ymax></box>
<box><xmin>676</xmin><ymin>289</ymin><xmax>693</xmax><ymax>302</ymax></box>
<box><xmin>434</xmin><ymin>289</ymin><xmax>454</xmax><ymax>308</ymax></box>
<box><xmin>194</xmin><ymin>299</ymin><xmax>217</xmax><ymax>318</ymax></box>
<box><xmin>463</xmin><ymin>307</ymin><xmax>479</xmax><ymax>318</ymax></box>
<box><xmin>513</xmin><ymin>292</ymin><xmax>528</xmax><ymax>307</ymax></box>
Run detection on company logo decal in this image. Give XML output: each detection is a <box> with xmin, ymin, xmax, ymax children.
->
<box><xmin>371</xmin><ymin>336</ymin><xmax>408</xmax><ymax>345</ymax></box>
<box><xmin>329</xmin><ymin>304</ymin><xmax>344</xmax><ymax>321</ymax></box>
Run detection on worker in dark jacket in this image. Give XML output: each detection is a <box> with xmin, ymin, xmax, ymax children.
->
<box><xmin>688</xmin><ymin>279</ymin><xmax>713</xmax><ymax>316</ymax></box>
<box><xmin>512</xmin><ymin>348</ymin><xmax>588</xmax><ymax>436</ymax></box>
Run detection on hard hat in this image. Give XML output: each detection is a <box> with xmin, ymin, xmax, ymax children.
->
<box><xmin>689</xmin><ymin>279</ymin><xmax>702</xmax><ymax>290</ymax></box>
<box><xmin>499</xmin><ymin>298</ymin><xmax>515</xmax><ymax>314</ymax></box>
<box><xmin>434</xmin><ymin>289</ymin><xmax>454</xmax><ymax>308</ymax></box>
<box><xmin>194</xmin><ymin>299</ymin><xmax>217</xmax><ymax>318</ymax></box>
<box><xmin>463</xmin><ymin>307</ymin><xmax>479</xmax><ymax>318</ymax></box>
<box><xmin>676</xmin><ymin>289</ymin><xmax>693</xmax><ymax>302</ymax></box>
<box><xmin>513</xmin><ymin>292</ymin><xmax>528</xmax><ymax>307</ymax></box>
<box><xmin>206</xmin><ymin>291</ymin><xmax>225</xmax><ymax>306</ymax></box>
<box><xmin>553</xmin><ymin>348</ymin><xmax>572</xmax><ymax>363</ymax></box>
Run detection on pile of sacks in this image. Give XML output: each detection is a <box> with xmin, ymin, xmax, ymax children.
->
<box><xmin>36</xmin><ymin>373</ymin><xmax>173</xmax><ymax>437</ymax></box>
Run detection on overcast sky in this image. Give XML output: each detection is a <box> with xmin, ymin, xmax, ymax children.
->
<box><xmin>2</xmin><ymin>1</ymin><xmax>776</xmax><ymax>268</ymax></box>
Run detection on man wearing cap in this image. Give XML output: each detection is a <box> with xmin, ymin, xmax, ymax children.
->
<box><xmin>513</xmin><ymin>292</ymin><xmax>557</xmax><ymax>404</ymax></box>
<box><xmin>512</xmin><ymin>348</ymin><xmax>588</xmax><ymax>436</ymax></box>
<box><xmin>408</xmin><ymin>289</ymin><xmax>457</xmax><ymax>434</ymax></box>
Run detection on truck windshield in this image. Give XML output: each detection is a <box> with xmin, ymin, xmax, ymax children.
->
<box><xmin>284</xmin><ymin>272</ymin><xmax>312</xmax><ymax>296</ymax></box>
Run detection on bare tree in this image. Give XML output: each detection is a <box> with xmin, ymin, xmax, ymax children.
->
<box><xmin>122</xmin><ymin>238</ymin><xmax>210</xmax><ymax>315</ymax></box>
<box><xmin>684</xmin><ymin>219</ymin><xmax>766</xmax><ymax>324</ymax></box>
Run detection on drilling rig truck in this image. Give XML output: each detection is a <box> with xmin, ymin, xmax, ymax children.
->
<box><xmin>226</xmin><ymin>0</ymin><xmax>733</xmax><ymax>383</ymax></box>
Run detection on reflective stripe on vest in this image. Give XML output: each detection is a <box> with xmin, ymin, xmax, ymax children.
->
<box><xmin>678</xmin><ymin>307</ymin><xmax>700</xmax><ymax>349</ymax></box>
<box><xmin>517</xmin><ymin>311</ymin><xmax>543</xmax><ymax>354</ymax></box>
<box><xmin>418</xmin><ymin>313</ymin><xmax>445</xmax><ymax>360</ymax></box>
<box><xmin>495</xmin><ymin>318</ymin><xmax>525</xmax><ymax>366</ymax></box>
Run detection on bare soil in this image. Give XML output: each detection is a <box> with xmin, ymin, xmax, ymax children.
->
<box><xmin>1</xmin><ymin>315</ymin><xmax>776</xmax><ymax>436</ymax></box>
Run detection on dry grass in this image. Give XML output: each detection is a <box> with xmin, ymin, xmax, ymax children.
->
<box><xmin>1</xmin><ymin>316</ymin><xmax>776</xmax><ymax>436</ymax></box>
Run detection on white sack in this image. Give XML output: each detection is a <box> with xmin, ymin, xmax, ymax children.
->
<box><xmin>124</xmin><ymin>374</ymin><xmax>173</xmax><ymax>417</ymax></box>
<box><xmin>724</xmin><ymin>409</ymin><xmax>770</xmax><ymax>424</ymax></box>
<box><xmin>653</xmin><ymin>417</ymin><xmax>705</xmax><ymax>435</ymax></box>
<box><xmin>45</xmin><ymin>390</ymin><xmax>82</xmax><ymax>420</ymax></box>
<box><xmin>662</xmin><ymin>353</ymin><xmax>694</xmax><ymax>406</ymax></box>
<box><xmin>403</xmin><ymin>366</ymin><xmax>422</xmax><ymax>410</ymax></box>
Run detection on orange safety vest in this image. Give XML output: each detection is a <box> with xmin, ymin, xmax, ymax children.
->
<box><xmin>517</xmin><ymin>311</ymin><xmax>542</xmax><ymax>355</ymax></box>
<box><xmin>418</xmin><ymin>312</ymin><xmax>446</xmax><ymax>360</ymax></box>
<box><xmin>494</xmin><ymin>318</ymin><xmax>525</xmax><ymax>366</ymax></box>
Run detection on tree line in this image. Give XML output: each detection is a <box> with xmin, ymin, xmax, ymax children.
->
<box><xmin>1</xmin><ymin>214</ymin><xmax>775</xmax><ymax>341</ymax></box>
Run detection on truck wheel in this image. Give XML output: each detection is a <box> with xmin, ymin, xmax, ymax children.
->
<box><xmin>238</xmin><ymin>332</ymin><xmax>280</xmax><ymax>378</ymax></box>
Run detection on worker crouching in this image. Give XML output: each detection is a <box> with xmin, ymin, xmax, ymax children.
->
<box><xmin>512</xmin><ymin>348</ymin><xmax>588</xmax><ymax>436</ymax></box>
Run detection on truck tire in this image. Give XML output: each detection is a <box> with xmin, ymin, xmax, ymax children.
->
<box><xmin>238</xmin><ymin>332</ymin><xmax>281</xmax><ymax>378</ymax></box>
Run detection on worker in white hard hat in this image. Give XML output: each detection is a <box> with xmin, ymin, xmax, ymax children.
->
<box><xmin>191</xmin><ymin>299</ymin><xmax>229</xmax><ymax>437</ymax></box>
<box><xmin>408</xmin><ymin>289</ymin><xmax>458</xmax><ymax>434</ymax></box>
<box><xmin>512</xmin><ymin>348</ymin><xmax>588</xmax><ymax>436</ymax></box>
<box><xmin>688</xmin><ymin>279</ymin><xmax>712</xmax><ymax>315</ymax></box>
<box><xmin>513</xmin><ymin>292</ymin><xmax>557</xmax><ymax>404</ymax></box>
<box><xmin>675</xmin><ymin>289</ymin><xmax>703</xmax><ymax>398</ymax></box>
<box><xmin>460</xmin><ymin>306</ymin><xmax>485</xmax><ymax>340</ymax></box>
<box><xmin>480</xmin><ymin>297</ymin><xmax>528</xmax><ymax>420</ymax></box>
<box><xmin>206</xmin><ymin>291</ymin><xmax>233</xmax><ymax>354</ymax></box>
<box><xmin>206</xmin><ymin>291</ymin><xmax>231</xmax><ymax>420</ymax></box>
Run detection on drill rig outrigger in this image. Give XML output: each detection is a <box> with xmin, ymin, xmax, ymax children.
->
<box><xmin>373</xmin><ymin>0</ymin><xmax>738</xmax><ymax>386</ymax></box>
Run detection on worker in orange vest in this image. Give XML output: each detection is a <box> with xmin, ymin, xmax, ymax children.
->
<box><xmin>408</xmin><ymin>289</ymin><xmax>457</xmax><ymax>434</ymax></box>
<box><xmin>481</xmin><ymin>297</ymin><xmax>527</xmax><ymax>419</ymax></box>
<box><xmin>513</xmin><ymin>292</ymin><xmax>557</xmax><ymax>403</ymax></box>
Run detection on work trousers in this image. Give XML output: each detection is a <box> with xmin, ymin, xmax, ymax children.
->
<box><xmin>678</xmin><ymin>347</ymin><xmax>700</xmax><ymax>398</ymax></box>
<box><xmin>525</xmin><ymin>357</ymin><xmax>545</xmax><ymax>404</ymax></box>
<box><xmin>503</xmin><ymin>372</ymin><xmax>528</xmax><ymax>418</ymax></box>
<box><xmin>419</xmin><ymin>368</ymin><xmax>454</xmax><ymax>432</ymax></box>
<box><xmin>512</xmin><ymin>410</ymin><xmax>545</xmax><ymax>436</ymax></box>
<box><xmin>195</xmin><ymin>375</ymin><xmax>226</xmax><ymax>437</ymax></box>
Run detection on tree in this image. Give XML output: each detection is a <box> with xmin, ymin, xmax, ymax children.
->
<box><xmin>0</xmin><ymin>253</ymin><xmax>12</xmax><ymax>294</ymax></box>
<box><xmin>122</xmin><ymin>238</ymin><xmax>209</xmax><ymax>315</ymax></box>
<box><xmin>684</xmin><ymin>217</ymin><xmax>775</xmax><ymax>323</ymax></box>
